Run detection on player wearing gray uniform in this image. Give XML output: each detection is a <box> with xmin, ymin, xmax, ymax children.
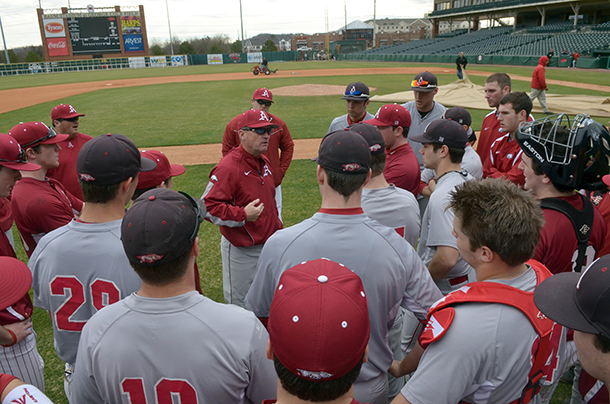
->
<box><xmin>411</xmin><ymin>120</ymin><xmax>475</xmax><ymax>294</ymax></box>
<box><xmin>29</xmin><ymin>133</ymin><xmax>155</xmax><ymax>400</ymax></box>
<box><xmin>328</xmin><ymin>82</ymin><xmax>375</xmax><ymax>133</ymax></box>
<box><xmin>390</xmin><ymin>179</ymin><xmax>551</xmax><ymax>404</ymax></box>
<box><xmin>349</xmin><ymin>123</ymin><xmax>420</xmax><ymax>400</ymax></box>
<box><xmin>72</xmin><ymin>189</ymin><xmax>276</xmax><ymax>404</ymax></box>
<box><xmin>245</xmin><ymin>130</ymin><xmax>443</xmax><ymax>404</ymax></box>
<box><xmin>401</xmin><ymin>72</ymin><xmax>447</xmax><ymax>171</ymax></box>
<box><xmin>351</xmin><ymin>123</ymin><xmax>420</xmax><ymax>248</ymax></box>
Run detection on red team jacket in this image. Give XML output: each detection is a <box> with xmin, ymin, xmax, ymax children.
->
<box><xmin>204</xmin><ymin>145</ymin><xmax>282</xmax><ymax>247</ymax></box>
<box><xmin>483</xmin><ymin>133</ymin><xmax>525</xmax><ymax>186</ymax></box>
<box><xmin>222</xmin><ymin>112</ymin><xmax>294</xmax><ymax>188</ymax></box>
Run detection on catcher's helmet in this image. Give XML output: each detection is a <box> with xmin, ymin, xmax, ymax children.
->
<box><xmin>516</xmin><ymin>114</ymin><xmax>610</xmax><ymax>191</ymax></box>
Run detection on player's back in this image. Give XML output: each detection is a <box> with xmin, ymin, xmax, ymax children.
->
<box><xmin>29</xmin><ymin>219</ymin><xmax>141</xmax><ymax>365</ymax></box>
<box><xmin>71</xmin><ymin>291</ymin><xmax>276</xmax><ymax>404</ymax></box>
<box><xmin>246</xmin><ymin>211</ymin><xmax>441</xmax><ymax>384</ymax></box>
<box><xmin>361</xmin><ymin>185</ymin><xmax>420</xmax><ymax>248</ymax></box>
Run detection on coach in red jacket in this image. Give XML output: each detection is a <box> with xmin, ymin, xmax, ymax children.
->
<box><xmin>203</xmin><ymin>109</ymin><xmax>283</xmax><ymax>308</ymax></box>
<box><xmin>530</xmin><ymin>56</ymin><xmax>552</xmax><ymax>114</ymax></box>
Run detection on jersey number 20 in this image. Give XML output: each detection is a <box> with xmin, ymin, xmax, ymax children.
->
<box><xmin>50</xmin><ymin>276</ymin><xmax>120</xmax><ymax>331</ymax></box>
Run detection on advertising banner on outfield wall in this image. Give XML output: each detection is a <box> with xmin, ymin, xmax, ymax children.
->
<box><xmin>150</xmin><ymin>56</ymin><xmax>167</xmax><ymax>67</ymax></box>
<box><xmin>124</xmin><ymin>35</ymin><xmax>144</xmax><ymax>52</ymax></box>
<box><xmin>247</xmin><ymin>53</ymin><xmax>263</xmax><ymax>64</ymax></box>
<box><xmin>207</xmin><ymin>54</ymin><xmax>223</xmax><ymax>65</ymax></box>
<box><xmin>171</xmin><ymin>56</ymin><xmax>186</xmax><ymax>66</ymax></box>
<box><xmin>121</xmin><ymin>16</ymin><xmax>142</xmax><ymax>35</ymax></box>
<box><xmin>129</xmin><ymin>57</ymin><xmax>146</xmax><ymax>68</ymax></box>
<box><xmin>46</xmin><ymin>38</ymin><xmax>69</xmax><ymax>57</ymax></box>
<box><xmin>43</xmin><ymin>19</ymin><xmax>66</xmax><ymax>38</ymax></box>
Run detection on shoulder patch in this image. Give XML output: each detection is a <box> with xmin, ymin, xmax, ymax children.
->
<box><xmin>419</xmin><ymin>307</ymin><xmax>455</xmax><ymax>348</ymax></box>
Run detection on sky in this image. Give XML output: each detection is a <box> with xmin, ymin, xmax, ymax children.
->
<box><xmin>0</xmin><ymin>0</ymin><xmax>434</xmax><ymax>49</ymax></box>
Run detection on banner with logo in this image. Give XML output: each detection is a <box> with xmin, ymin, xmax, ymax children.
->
<box><xmin>123</xmin><ymin>34</ymin><xmax>144</xmax><ymax>52</ymax></box>
<box><xmin>150</xmin><ymin>56</ymin><xmax>167</xmax><ymax>67</ymax></box>
<box><xmin>129</xmin><ymin>57</ymin><xmax>146</xmax><ymax>69</ymax></box>
<box><xmin>247</xmin><ymin>52</ymin><xmax>263</xmax><ymax>64</ymax></box>
<box><xmin>43</xmin><ymin>19</ymin><xmax>66</xmax><ymax>38</ymax></box>
<box><xmin>171</xmin><ymin>55</ymin><xmax>186</xmax><ymax>66</ymax></box>
<box><xmin>47</xmin><ymin>38</ymin><xmax>69</xmax><ymax>57</ymax></box>
<box><xmin>121</xmin><ymin>15</ymin><xmax>142</xmax><ymax>35</ymax></box>
<box><xmin>207</xmin><ymin>54</ymin><xmax>223</xmax><ymax>65</ymax></box>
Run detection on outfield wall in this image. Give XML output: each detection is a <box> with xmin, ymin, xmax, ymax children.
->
<box><xmin>339</xmin><ymin>53</ymin><xmax>609</xmax><ymax>69</ymax></box>
<box><xmin>0</xmin><ymin>55</ymin><xmax>188</xmax><ymax>76</ymax></box>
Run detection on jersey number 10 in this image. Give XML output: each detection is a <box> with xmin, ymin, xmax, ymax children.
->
<box><xmin>122</xmin><ymin>378</ymin><xmax>197</xmax><ymax>403</ymax></box>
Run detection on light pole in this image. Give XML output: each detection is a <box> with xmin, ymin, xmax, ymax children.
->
<box><xmin>0</xmin><ymin>15</ymin><xmax>9</xmax><ymax>64</ymax></box>
<box><xmin>165</xmin><ymin>0</ymin><xmax>174</xmax><ymax>55</ymax></box>
<box><xmin>239</xmin><ymin>0</ymin><xmax>245</xmax><ymax>52</ymax></box>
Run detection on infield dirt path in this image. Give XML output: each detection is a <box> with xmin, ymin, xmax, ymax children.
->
<box><xmin>3</xmin><ymin>66</ymin><xmax>604</xmax><ymax>165</ymax></box>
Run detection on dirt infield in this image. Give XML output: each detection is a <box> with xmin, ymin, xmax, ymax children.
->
<box><xmin>2</xmin><ymin>66</ymin><xmax>606</xmax><ymax>165</ymax></box>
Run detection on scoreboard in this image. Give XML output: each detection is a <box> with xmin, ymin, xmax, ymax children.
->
<box><xmin>68</xmin><ymin>16</ymin><xmax>121</xmax><ymax>54</ymax></box>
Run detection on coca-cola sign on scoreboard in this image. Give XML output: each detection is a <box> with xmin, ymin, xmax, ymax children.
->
<box><xmin>43</xmin><ymin>19</ymin><xmax>66</xmax><ymax>38</ymax></box>
<box><xmin>47</xmin><ymin>38</ymin><xmax>69</xmax><ymax>56</ymax></box>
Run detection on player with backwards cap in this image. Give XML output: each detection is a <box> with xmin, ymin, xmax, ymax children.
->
<box><xmin>246</xmin><ymin>129</ymin><xmax>442</xmax><ymax>404</ymax></box>
<box><xmin>72</xmin><ymin>188</ymin><xmax>276</xmax><ymax>404</ymax></box>
<box><xmin>29</xmin><ymin>133</ymin><xmax>156</xmax><ymax>401</ymax></box>
<box><xmin>265</xmin><ymin>258</ymin><xmax>370</xmax><ymax>404</ymax></box>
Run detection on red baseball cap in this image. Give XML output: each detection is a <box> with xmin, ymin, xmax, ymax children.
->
<box><xmin>268</xmin><ymin>258</ymin><xmax>370</xmax><ymax>381</ymax></box>
<box><xmin>0</xmin><ymin>256</ymin><xmax>32</xmax><ymax>311</ymax></box>
<box><xmin>8</xmin><ymin>122</ymin><xmax>69</xmax><ymax>149</ymax></box>
<box><xmin>0</xmin><ymin>133</ymin><xmax>40</xmax><ymax>171</ymax></box>
<box><xmin>364</xmin><ymin>104</ymin><xmax>412</xmax><ymax>128</ymax></box>
<box><xmin>238</xmin><ymin>109</ymin><xmax>279</xmax><ymax>129</ymax></box>
<box><xmin>51</xmin><ymin>104</ymin><xmax>85</xmax><ymax>121</ymax></box>
<box><xmin>252</xmin><ymin>88</ymin><xmax>273</xmax><ymax>103</ymax></box>
<box><xmin>137</xmin><ymin>150</ymin><xmax>186</xmax><ymax>189</ymax></box>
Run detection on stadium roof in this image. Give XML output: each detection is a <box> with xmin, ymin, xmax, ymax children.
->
<box><xmin>338</xmin><ymin>20</ymin><xmax>374</xmax><ymax>31</ymax></box>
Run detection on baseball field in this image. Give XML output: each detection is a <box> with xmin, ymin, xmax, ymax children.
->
<box><xmin>5</xmin><ymin>60</ymin><xmax>608</xmax><ymax>403</ymax></box>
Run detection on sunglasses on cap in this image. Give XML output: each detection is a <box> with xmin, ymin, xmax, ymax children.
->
<box><xmin>411</xmin><ymin>79</ymin><xmax>436</xmax><ymax>88</ymax></box>
<box><xmin>0</xmin><ymin>145</ymin><xmax>27</xmax><ymax>164</ymax></box>
<box><xmin>243</xmin><ymin>127</ymin><xmax>273</xmax><ymax>135</ymax></box>
<box><xmin>59</xmin><ymin>117</ymin><xmax>79</xmax><ymax>122</ymax></box>
<box><xmin>256</xmin><ymin>99</ymin><xmax>272</xmax><ymax>107</ymax></box>
<box><xmin>345</xmin><ymin>89</ymin><xmax>368</xmax><ymax>97</ymax></box>
<box><xmin>21</xmin><ymin>126</ymin><xmax>58</xmax><ymax>148</ymax></box>
<box><xmin>178</xmin><ymin>191</ymin><xmax>203</xmax><ymax>243</ymax></box>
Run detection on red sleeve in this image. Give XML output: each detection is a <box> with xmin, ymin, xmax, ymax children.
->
<box><xmin>277</xmin><ymin>121</ymin><xmax>294</xmax><ymax>181</ymax></box>
<box><xmin>483</xmin><ymin>154</ymin><xmax>525</xmax><ymax>185</ymax></box>
<box><xmin>203</xmin><ymin>164</ymin><xmax>247</xmax><ymax>225</ymax></box>
<box><xmin>418</xmin><ymin>180</ymin><xmax>427</xmax><ymax>196</ymax></box>
<box><xmin>0</xmin><ymin>373</ymin><xmax>18</xmax><ymax>395</ymax></box>
<box><xmin>539</xmin><ymin>68</ymin><xmax>547</xmax><ymax>89</ymax></box>
<box><xmin>222</xmin><ymin>116</ymin><xmax>240</xmax><ymax>157</ymax></box>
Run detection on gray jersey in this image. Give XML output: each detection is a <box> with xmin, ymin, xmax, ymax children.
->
<box><xmin>362</xmin><ymin>185</ymin><xmax>420</xmax><ymax>248</ymax></box>
<box><xmin>421</xmin><ymin>146</ymin><xmax>483</xmax><ymax>184</ymax></box>
<box><xmin>29</xmin><ymin>220</ymin><xmax>141</xmax><ymax>365</ymax></box>
<box><xmin>327</xmin><ymin>112</ymin><xmax>375</xmax><ymax>134</ymax></box>
<box><xmin>402</xmin><ymin>101</ymin><xmax>447</xmax><ymax>170</ymax></box>
<box><xmin>244</xmin><ymin>211</ymin><xmax>443</xmax><ymax>385</ymax></box>
<box><xmin>72</xmin><ymin>291</ymin><xmax>276</xmax><ymax>404</ymax></box>
<box><xmin>418</xmin><ymin>171</ymin><xmax>475</xmax><ymax>295</ymax></box>
<box><xmin>401</xmin><ymin>266</ymin><xmax>541</xmax><ymax>404</ymax></box>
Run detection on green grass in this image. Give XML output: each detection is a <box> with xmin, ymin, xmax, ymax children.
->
<box><xmin>4</xmin><ymin>60</ymin><xmax>595</xmax><ymax>403</ymax></box>
<box><xmin>0</xmin><ymin>69</ymin><xmax>607</xmax><ymax>147</ymax></box>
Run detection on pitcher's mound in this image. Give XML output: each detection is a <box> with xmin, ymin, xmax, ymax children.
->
<box><xmin>271</xmin><ymin>84</ymin><xmax>376</xmax><ymax>96</ymax></box>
